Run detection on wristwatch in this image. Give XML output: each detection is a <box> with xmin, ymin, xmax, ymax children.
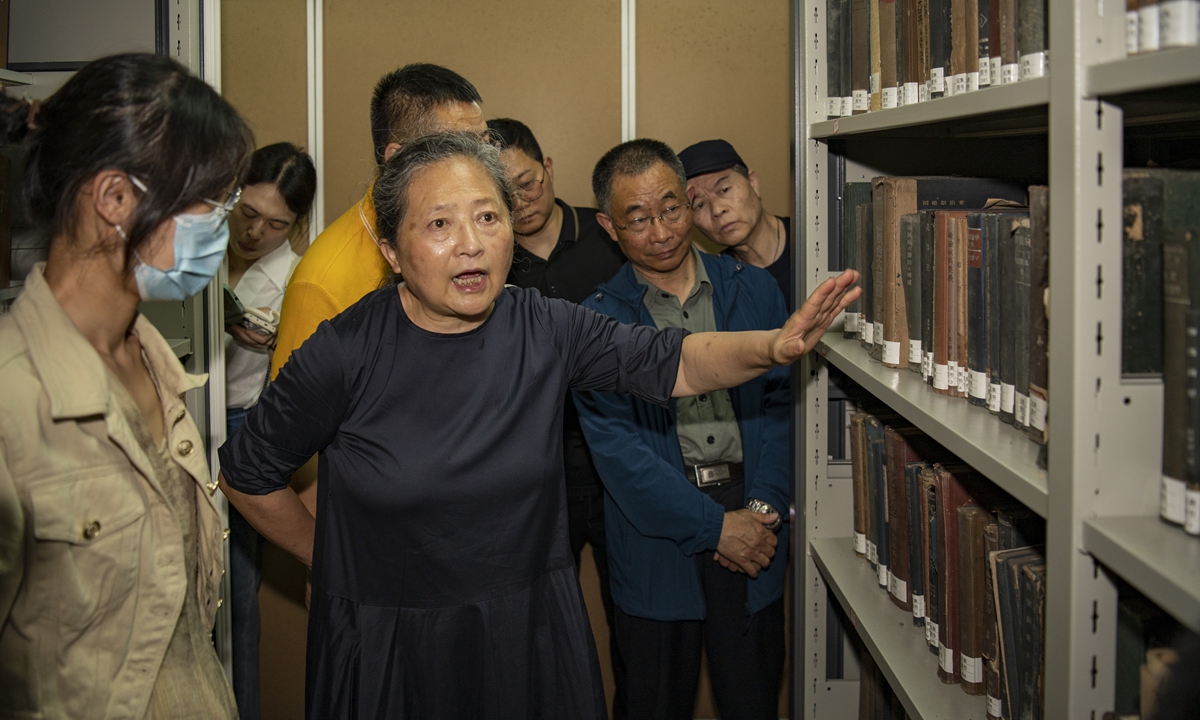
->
<box><xmin>746</xmin><ymin>498</ymin><xmax>783</xmax><ymax>532</ymax></box>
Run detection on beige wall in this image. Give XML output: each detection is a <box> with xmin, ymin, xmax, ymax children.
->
<box><xmin>221</xmin><ymin>0</ymin><xmax>309</xmax><ymax>150</ymax></box>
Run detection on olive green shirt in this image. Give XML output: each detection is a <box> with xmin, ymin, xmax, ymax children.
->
<box><xmin>635</xmin><ymin>247</ymin><xmax>744</xmax><ymax>466</ymax></box>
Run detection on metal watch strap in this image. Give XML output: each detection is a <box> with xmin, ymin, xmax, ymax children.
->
<box><xmin>746</xmin><ymin>498</ymin><xmax>783</xmax><ymax>532</ymax></box>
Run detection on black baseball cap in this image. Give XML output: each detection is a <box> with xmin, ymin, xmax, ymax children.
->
<box><xmin>678</xmin><ymin>139</ymin><xmax>746</xmax><ymax>180</ymax></box>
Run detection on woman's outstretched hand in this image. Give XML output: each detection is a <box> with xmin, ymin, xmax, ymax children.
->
<box><xmin>769</xmin><ymin>269</ymin><xmax>861</xmax><ymax>366</ymax></box>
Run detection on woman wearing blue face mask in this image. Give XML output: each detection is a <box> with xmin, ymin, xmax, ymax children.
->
<box><xmin>0</xmin><ymin>53</ymin><xmax>252</xmax><ymax>720</ymax></box>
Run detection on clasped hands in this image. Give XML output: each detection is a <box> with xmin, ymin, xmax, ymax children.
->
<box><xmin>714</xmin><ymin>509</ymin><xmax>780</xmax><ymax>577</ymax></box>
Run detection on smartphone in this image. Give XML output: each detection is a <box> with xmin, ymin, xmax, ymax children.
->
<box><xmin>223</xmin><ymin>283</ymin><xmax>279</xmax><ymax>336</ymax></box>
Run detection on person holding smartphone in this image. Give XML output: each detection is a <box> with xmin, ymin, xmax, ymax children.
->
<box><xmin>222</xmin><ymin>142</ymin><xmax>315</xmax><ymax>720</ymax></box>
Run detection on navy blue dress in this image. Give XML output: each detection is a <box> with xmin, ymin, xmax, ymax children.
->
<box><xmin>219</xmin><ymin>286</ymin><xmax>685</xmax><ymax>719</ymax></box>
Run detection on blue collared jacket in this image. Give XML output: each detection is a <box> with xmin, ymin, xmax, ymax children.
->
<box><xmin>575</xmin><ymin>251</ymin><xmax>791</xmax><ymax>621</ymax></box>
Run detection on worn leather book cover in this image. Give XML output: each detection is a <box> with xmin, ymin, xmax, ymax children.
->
<box><xmin>998</xmin><ymin>0</ymin><xmax>1019</xmax><ymax>82</ymax></box>
<box><xmin>907</xmin><ymin>462</ymin><xmax>929</xmax><ymax>625</ymax></box>
<box><xmin>895</xmin><ymin>0</ymin><xmax>908</xmax><ymax>105</ymax></box>
<box><xmin>983</xmin><ymin>522</ymin><xmax>1004</xmax><ymax>719</ymax></box>
<box><xmin>902</xmin><ymin>0</ymin><xmax>922</xmax><ymax>103</ymax></box>
<box><xmin>902</xmin><ymin>213</ymin><xmax>924</xmax><ymax>372</ymax></box>
<box><xmin>925</xmin><ymin>468</ymin><xmax>942</xmax><ymax>654</ymax></box>
<box><xmin>933</xmin><ymin>211</ymin><xmax>955</xmax><ymax>394</ymax></box>
<box><xmin>997</xmin><ymin>505</ymin><xmax>1045</xmax><ymax>549</ymax></box>
<box><xmin>1018</xmin><ymin>560</ymin><xmax>1046</xmax><ymax>720</ymax></box>
<box><xmin>872</xmin><ymin>187</ymin><xmax>887</xmax><ymax>361</ymax></box>
<box><xmin>992</xmin><ymin>546</ymin><xmax>1043</xmax><ymax>719</ymax></box>
<box><xmin>880</xmin><ymin>0</ymin><xmax>899</xmax><ymax>108</ymax></box>
<box><xmin>828</xmin><ymin>0</ymin><xmax>845</xmax><ymax>118</ymax></box>
<box><xmin>852</xmin><ymin>0</ymin><xmax>872</xmax><ymax>112</ymax></box>
<box><xmin>1016</xmin><ymin>0</ymin><xmax>1047</xmax><ymax>79</ymax></box>
<box><xmin>950</xmin><ymin>0</ymin><xmax>981</xmax><ymax>93</ymax></box>
<box><xmin>916</xmin><ymin>0</ymin><xmax>932</xmax><ymax>99</ymax></box>
<box><xmin>876</xmin><ymin>177</ymin><xmax>917</xmax><ymax>367</ymax></box>
<box><xmin>1121</xmin><ymin>173</ymin><xmax>1165</xmax><ymax>376</ymax></box>
<box><xmin>955</xmin><ymin>213</ymin><xmax>971</xmax><ymax>398</ymax></box>
<box><xmin>958</xmin><ymin>506</ymin><xmax>991</xmax><ymax>696</ymax></box>
<box><xmin>867</xmin><ymin>416</ymin><xmax>888</xmax><ymax>579</ymax></box>
<box><xmin>967</xmin><ymin>213</ymin><xmax>989</xmax><ymax>406</ymax></box>
<box><xmin>945</xmin><ymin>213</ymin><xmax>964</xmax><ymax>397</ymax></box>
<box><xmin>852</xmin><ymin>413</ymin><xmax>870</xmax><ymax>557</ymax></box>
<box><xmin>929</xmin><ymin>0</ymin><xmax>952</xmax><ymax>97</ymax></box>
<box><xmin>1013</xmin><ymin>218</ymin><xmax>1032</xmax><ymax>431</ymax></box>
<box><xmin>871</xmin><ymin>0</ymin><xmax>884</xmax><ymax>110</ymax></box>
<box><xmin>986</xmin><ymin>213</ymin><xmax>1003</xmax><ymax>414</ymax></box>
<box><xmin>1028</xmin><ymin>186</ymin><xmax>1050</xmax><ymax>443</ymax></box>
<box><xmin>997</xmin><ymin>214</ymin><xmax>1024</xmax><ymax>424</ymax></box>
<box><xmin>922</xmin><ymin>211</ymin><xmax>938</xmax><ymax>383</ymax></box>
<box><xmin>846</xmin><ymin>182</ymin><xmax>874</xmax><ymax>337</ymax></box>
<box><xmin>886</xmin><ymin>426</ymin><xmax>946</xmax><ymax>611</ymax></box>
<box><xmin>988</xmin><ymin>0</ymin><xmax>1002</xmax><ymax>82</ymax></box>
<box><xmin>859</xmin><ymin>203</ymin><xmax>874</xmax><ymax>350</ymax></box>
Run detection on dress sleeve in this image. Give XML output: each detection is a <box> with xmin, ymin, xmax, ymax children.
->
<box><xmin>219</xmin><ymin>321</ymin><xmax>350</xmax><ymax>495</ymax></box>
<box><xmin>545</xmin><ymin>299</ymin><xmax>687</xmax><ymax>407</ymax></box>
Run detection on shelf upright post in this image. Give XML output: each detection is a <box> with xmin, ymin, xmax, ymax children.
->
<box><xmin>1044</xmin><ymin>0</ymin><xmax>1152</xmax><ymax>717</ymax></box>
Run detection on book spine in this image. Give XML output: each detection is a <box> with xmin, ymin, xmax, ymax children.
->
<box><xmin>1017</xmin><ymin>0</ymin><xmax>1048</xmax><ymax>79</ymax></box>
<box><xmin>1163</xmin><ymin>235</ymin><xmax>1192</xmax><ymax>524</ymax></box>
<box><xmin>903</xmin><ymin>0</ymin><xmax>922</xmax><ymax>103</ymax></box>
<box><xmin>886</xmin><ymin>429</ymin><xmax>912</xmax><ymax>611</ymax></box>
<box><xmin>1121</xmin><ymin>175</ymin><xmax>1166</xmax><ymax>375</ymax></box>
<box><xmin>934</xmin><ymin>212</ymin><xmax>952</xmax><ymax>393</ymax></box>
<box><xmin>936</xmin><ymin>469</ymin><xmax>962</xmax><ymax>685</ymax></box>
<box><xmin>950</xmin><ymin>0</ymin><xmax>967</xmax><ymax>95</ymax></box>
<box><xmin>874</xmin><ymin>429</ymin><xmax>890</xmax><ymax>588</ymax></box>
<box><xmin>852</xmin><ymin>414</ymin><xmax>870</xmax><ymax>554</ymax></box>
<box><xmin>902</xmin><ymin>214</ymin><xmax>925</xmax><ymax>371</ymax></box>
<box><xmin>1140</xmin><ymin>0</ymin><xmax>1162</xmax><ymax>52</ymax></box>
<box><xmin>853</xmin><ymin>0</ymin><xmax>873</xmax><ymax>112</ymax></box>
<box><xmin>881</xmin><ymin>0</ymin><xmax>900</xmax><ymax>108</ymax></box>
<box><xmin>1013</xmin><ymin>219</ymin><xmax>1032</xmax><ymax>430</ymax></box>
<box><xmin>862</xmin><ymin>203</ymin><xmax>877</xmax><ymax>351</ymax></box>
<box><xmin>958</xmin><ymin>508</ymin><xmax>988</xmax><ymax>696</ymax></box>
<box><xmin>922</xmin><ymin>212</ymin><xmax>937</xmax><ymax>382</ymax></box>
<box><xmin>984</xmin><ymin>524</ymin><xmax>1004</xmax><ymax>719</ymax></box>
<box><xmin>929</xmin><ymin>0</ymin><xmax>951</xmax><ymax>97</ymax></box>
<box><xmin>1186</xmin><ymin>308</ymin><xmax>1200</xmax><ymax>535</ymax></box>
<box><xmin>907</xmin><ymin>463</ymin><xmax>928</xmax><ymax>624</ymax></box>
<box><xmin>881</xmin><ymin>179</ymin><xmax>910</xmax><ymax>367</ymax></box>
<box><xmin>999</xmin><ymin>216</ymin><xmax>1018</xmax><ymax>423</ymax></box>
<box><xmin>967</xmin><ymin>213</ymin><xmax>988</xmax><ymax>406</ymax></box>
<box><xmin>842</xmin><ymin>0</ymin><xmax>855</xmax><ymax>111</ymax></box>
<box><xmin>999</xmin><ymin>0</ymin><xmax>1019</xmax><ymax>83</ymax></box>
<box><xmin>829</xmin><ymin>0</ymin><xmax>845</xmax><ymax>118</ymax></box>
<box><xmin>873</xmin><ymin>187</ymin><xmax>887</xmax><ymax>360</ymax></box>
<box><xmin>989</xmin><ymin>0</ymin><xmax>1003</xmax><ymax>82</ymax></box>
<box><xmin>986</xmin><ymin>213</ymin><xmax>1003</xmax><ymax>414</ymax></box>
<box><xmin>1028</xmin><ymin>186</ymin><xmax>1050</xmax><ymax>442</ymax></box>
<box><xmin>844</xmin><ymin>184</ymin><xmax>859</xmax><ymax>337</ymax></box>
<box><xmin>1159</xmin><ymin>0</ymin><xmax>1200</xmax><ymax>49</ymax></box>
<box><xmin>1126</xmin><ymin>0</ymin><xmax>1140</xmax><ymax>55</ymax></box>
<box><xmin>978</xmin><ymin>0</ymin><xmax>992</xmax><ymax>86</ymax></box>
<box><xmin>871</xmin><ymin>0</ymin><xmax>884</xmax><ymax>110</ymax></box>
<box><xmin>926</xmin><ymin>475</ymin><xmax>941</xmax><ymax>653</ymax></box>
<box><xmin>917</xmin><ymin>0</ymin><xmax>932</xmax><ymax>100</ymax></box>
<box><xmin>956</xmin><ymin>214</ymin><xmax>971</xmax><ymax>398</ymax></box>
<box><xmin>867</xmin><ymin>417</ymin><xmax>884</xmax><ymax>564</ymax></box>
<box><xmin>1018</xmin><ymin>564</ymin><xmax>1047</xmax><ymax>720</ymax></box>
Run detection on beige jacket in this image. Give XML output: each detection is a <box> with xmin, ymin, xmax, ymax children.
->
<box><xmin>0</xmin><ymin>265</ymin><xmax>227</xmax><ymax>719</ymax></box>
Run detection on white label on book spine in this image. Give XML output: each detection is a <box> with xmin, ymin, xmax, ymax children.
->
<box><xmin>1001</xmin><ymin>63</ymin><xmax>1019</xmax><ymax>85</ymax></box>
<box><xmin>1016</xmin><ymin>393</ymin><xmax>1030</xmax><ymax>426</ymax></box>
<box><xmin>919</xmin><ymin>83</ymin><xmax>930</xmax><ymax>102</ymax></box>
<box><xmin>912</xmin><ymin>594</ymin><xmax>926</xmax><ymax>619</ymax></box>
<box><xmin>903</xmin><ymin>82</ymin><xmax>920</xmax><ymax>105</ymax></box>
<box><xmin>868</xmin><ymin>541</ymin><xmax>878</xmax><ymax>563</ymax></box>
<box><xmin>925</xmin><ymin>351</ymin><xmax>934</xmax><ymax>380</ymax></box>
<box><xmin>934</xmin><ymin>364</ymin><xmax>950</xmax><ymax>390</ymax></box>
<box><xmin>948</xmin><ymin>360</ymin><xmax>958</xmax><ymax>383</ymax></box>
<box><xmin>928</xmin><ymin>621</ymin><xmax>939</xmax><ymax>647</ymax></box>
<box><xmin>961</xmin><ymin>654</ymin><xmax>983</xmax><ymax>684</ymax></box>
<box><xmin>1020</xmin><ymin>52</ymin><xmax>1047</xmax><ymax>80</ymax></box>
<box><xmin>877</xmin><ymin>563</ymin><xmax>888</xmax><ymax>587</ymax></box>
<box><xmin>884</xmin><ymin>340</ymin><xmax>902</xmax><ymax>365</ymax></box>
<box><xmin>863</xmin><ymin>321</ymin><xmax>874</xmax><ymax>345</ymax></box>
<box><xmin>948</xmin><ymin>74</ymin><xmax>963</xmax><ymax>96</ymax></box>
<box><xmin>939</xmin><ymin>644</ymin><xmax>954</xmax><ymax>673</ymax></box>
<box><xmin>882</xmin><ymin>87</ymin><xmax>899</xmax><ymax>109</ymax></box>
<box><xmin>988</xmin><ymin>695</ymin><xmax>1004</xmax><ymax>718</ymax></box>
<box><xmin>969</xmin><ymin>370</ymin><xmax>988</xmax><ymax>399</ymax></box>
<box><xmin>1161</xmin><ymin>476</ymin><xmax>1187</xmax><ymax>524</ymax></box>
<box><xmin>958</xmin><ymin>366</ymin><xmax>969</xmax><ymax>394</ymax></box>
<box><xmin>930</xmin><ymin>67</ymin><xmax>945</xmax><ymax>94</ymax></box>
<box><xmin>853</xmin><ymin>89</ymin><xmax>870</xmax><ymax>111</ymax></box>
<box><xmin>988</xmin><ymin>383</ymin><xmax>1002</xmax><ymax>412</ymax></box>
<box><xmin>980</xmin><ymin>58</ymin><xmax>991</xmax><ymax>86</ymax></box>
<box><xmin>967</xmin><ymin>71</ymin><xmax>980</xmax><ymax>92</ymax></box>
<box><xmin>826</xmin><ymin>98</ymin><xmax>840</xmax><ymax>117</ymax></box>
<box><xmin>874</xmin><ymin>322</ymin><xmax>884</xmax><ymax>347</ymax></box>
<box><xmin>1186</xmin><ymin>489</ymin><xmax>1200</xmax><ymax>535</ymax></box>
<box><xmin>1140</xmin><ymin>6</ymin><xmax>1161</xmax><ymax>52</ymax></box>
<box><xmin>1030</xmin><ymin>394</ymin><xmax>1048</xmax><ymax>431</ymax></box>
<box><xmin>854</xmin><ymin>533</ymin><xmax>867</xmax><ymax>554</ymax></box>
<box><xmin>909</xmin><ymin>339</ymin><xmax>922</xmax><ymax>364</ymax></box>
<box><xmin>1001</xmin><ymin>383</ymin><xmax>1015</xmax><ymax>413</ymax></box>
<box><xmin>842</xmin><ymin>97</ymin><xmax>855</xmax><ymax>116</ymax></box>
<box><xmin>888</xmin><ymin>574</ymin><xmax>907</xmax><ymax>601</ymax></box>
<box><xmin>1127</xmin><ymin>10</ymin><xmax>1141</xmax><ymax>54</ymax></box>
<box><xmin>1160</xmin><ymin>0</ymin><xmax>1200</xmax><ymax>47</ymax></box>
<box><xmin>871</xmin><ymin>72</ymin><xmax>881</xmax><ymax>94</ymax></box>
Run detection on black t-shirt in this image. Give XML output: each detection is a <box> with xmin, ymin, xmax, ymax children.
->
<box><xmin>507</xmin><ymin>199</ymin><xmax>626</xmax><ymax>304</ymax></box>
<box><xmin>723</xmin><ymin>215</ymin><xmax>793</xmax><ymax>310</ymax></box>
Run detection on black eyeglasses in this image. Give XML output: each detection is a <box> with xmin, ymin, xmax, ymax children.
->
<box><xmin>613</xmin><ymin>202</ymin><xmax>691</xmax><ymax>236</ymax></box>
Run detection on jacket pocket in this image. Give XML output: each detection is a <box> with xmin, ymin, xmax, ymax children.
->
<box><xmin>28</xmin><ymin>473</ymin><xmax>148</xmax><ymax>628</ymax></box>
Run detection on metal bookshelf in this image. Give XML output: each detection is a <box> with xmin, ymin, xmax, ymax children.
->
<box><xmin>791</xmin><ymin>1</ymin><xmax>1194</xmax><ymax>718</ymax></box>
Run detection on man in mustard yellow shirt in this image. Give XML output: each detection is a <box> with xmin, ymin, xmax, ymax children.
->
<box><xmin>271</xmin><ymin>63</ymin><xmax>487</xmax><ymax>377</ymax></box>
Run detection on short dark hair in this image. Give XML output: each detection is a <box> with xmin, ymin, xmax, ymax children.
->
<box><xmin>373</xmin><ymin>131</ymin><xmax>514</xmax><ymax>285</ymax></box>
<box><xmin>591</xmin><ymin>139</ymin><xmax>686</xmax><ymax>216</ymax></box>
<box><xmin>244</xmin><ymin>142</ymin><xmax>317</xmax><ymax>223</ymax></box>
<box><xmin>369</xmin><ymin>63</ymin><xmax>482</xmax><ymax>166</ymax></box>
<box><xmin>3</xmin><ymin>53</ymin><xmax>253</xmax><ymax>270</ymax></box>
<box><xmin>486</xmin><ymin>118</ymin><xmax>544</xmax><ymax>163</ymax></box>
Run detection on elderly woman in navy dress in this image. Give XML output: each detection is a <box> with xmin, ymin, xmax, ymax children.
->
<box><xmin>218</xmin><ymin>132</ymin><xmax>859</xmax><ymax>719</ymax></box>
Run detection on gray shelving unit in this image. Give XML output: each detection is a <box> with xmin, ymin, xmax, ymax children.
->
<box><xmin>790</xmin><ymin>1</ymin><xmax>1200</xmax><ymax>719</ymax></box>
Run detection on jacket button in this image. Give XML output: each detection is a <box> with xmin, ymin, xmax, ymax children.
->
<box><xmin>178</xmin><ymin>440</ymin><xmax>194</xmax><ymax>457</ymax></box>
<box><xmin>82</xmin><ymin>520</ymin><xmax>101</xmax><ymax>540</ymax></box>
<box><xmin>223</xmin><ymin>528</ymin><xmax>231</xmax><ymax>540</ymax></box>
<box><xmin>206</xmin><ymin>481</ymin><xmax>219</xmax><ymax>495</ymax></box>
<box><xmin>217</xmin><ymin>598</ymin><xmax>223</xmax><ymax>609</ymax></box>
<box><xmin>176</xmin><ymin>408</ymin><xmax>186</xmax><ymax>422</ymax></box>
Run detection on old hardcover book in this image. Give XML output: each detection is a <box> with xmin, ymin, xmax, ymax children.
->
<box><xmin>1028</xmin><ymin>186</ymin><xmax>1049</xmax><ymax>443</ymax></box>
<box><xmin>950</xmin><ymin>0</ymin><xmax>981</xmax><ymax>94</ymax></box>
<box><xmin>902</xmin><ymin>213</ymin><xmax>924</xmax><ymax>371</ymax></box>
<box><xmin>1013</xmin><ymin>217</ymin><xmax>1032</xmax><ymax>430</ymax></box>
<box><xmin>998</xmin><ymin>0</ymin><xmax>1019</xmax><ymax>83</ymax></box>
<box><xmin>1016</xmin><ymin>0</ymin><xmax>1047</xmax><ymax>80</ymax></box>
<box><xmin>867</xmin><ymin>415</ymin><xmax>885</xmax><ymax>568</ymax></box>
<box><xmin>871</xmin><ymin>0</ymin><xmax>884</xmax><ymax>110</ymax></box>
<box><xmin>993</xmin><ymin>546</ymin><xmax>1044</xmax><ymax>720</ymax></box>
<box><xmin>902</xmin><ymin>0</ymin><xmax>922</xmax><ymax>103</ymax></box>
<box><xmin>862</xmin><ymin>202</ymin><xmax>878</xmax><ymax>353</ymax></box>
<box><xmin>1163</xmin><ymin>229</ymin><xmax>1195</xmax><ymax>523</ymax></box>
<box><xmin>988</xmin><ymin>0</ymin><xmax>1003</xmax><ymax>82</ymax></box>
<box><xmin>986</xmin><ymin>213</ymin><xmax>1003</xmax><ymax>413</ymax></box>
<box><xmin>846</xmin><ymin>182</ymin><xmax>874</xmax><ymax>337</ymax></box>
<box><xmin>907</xmin><ymin>462</ymin><xmax>929</xmax><ymax>624</ymax></box>
<box><xmin>997</xmin><ymin>505</ymin><xmax>1045</xmax><ymax>549</ymax></box>
<box><xmin>872</xmin><ymin>186</ymin><xmax>887</xmax><ymax>361</ymax></box>
<box><xmin>967</xmin><ymin>213</ymin><xmax>988</xmax><ymax>406</ymax></box>
<box><xmin>852</xmin><ymin>0</ymin><xmax>872</xmax><ymax>112</ymax></box>
<box><xmin>1187</xmin><ymin>308</ymin><xmax>1200</xmax><ymax>535</ymax></box>
<box><xmin>916</xmin><ymin>0</ymin><xmax>932</xmax><ymax>100</ymax></box>
<box><xmin>878</xmin><ymin>0</ymin><xmax>897</xmax><ymax>108</ymax></box>
<box><xmin>828</xmin><ymin>0</ymin><xmax>845</xmax><ymax>118</ymax></box>
<box><xmin>984</xmin><ymin>522</ymin><xmax>1004</xmax><ymax>719</ymax></box>
<box><xmin>978</xmin><ymin>0</ymin><xmax>992</xmax><ymax>85</ymax></box>
<box><xmin>895</xmin><ymin>0</ymin><xmax>908</xmax><ymax>106</ymax></box>
<box><xmin>876</xmin><ymin>177</ymin><xmax>917</xmax><ymax>367</ymax></box>
<box><xmin>946</xmin><ymin>213</ymin><xmax>965</xmax><ymax>397</ymax></box>
<box><xmin>958</xmin><ymin>505</ymin><xmax>991</xmax><ymax>695</ymax></box>
<box><xmin>922</xmin><ymin>211</ymin><xmax>938</xmax><ymax>383</ymax></box>
<box><xmin>852</xmin><ymin>413</ymin><xmax>870</xmax><ymax>556</ymax></box>
<box><xmin>841</xmin><ymin>0</ymin><xmax>855</xmax><ymax>110</ymax></box>
<box><xmin>887</xmin><ymin>426</ymin><xmax>946</xmax><ymax>610</ymax></box>
<box><xmin>956</xmin><ymin>213</ymin><xmax>971</xmax><ymax>398</ymax></box>
<box><xmin>929</xmin><ymin>0</ymin><xmax>952</xmax><ymax>97</ymax></box>
<box><xmin>1121</xmin><ymin>173</ymin><xmax>1165</xmax><ymax>376</ymax></box>
<box><xmin>925</xmin><ymin>468</ymin><xmax>942</xmax><ymax>653</ymax></box>
<box><xmin>933</xmin><ymin>211</ymin><xmax>956</xmax><ymax>394</ymax></box>
<box><xmin>1018</xmin><ymin>561</ymin><xmax>1046</xmax><ymax>720</ymax></box>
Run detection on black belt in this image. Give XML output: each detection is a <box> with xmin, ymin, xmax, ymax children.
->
<box><xmin>685</xmin><ymin>461</ymin><xmax>744</xmax><ymax>488</ymax></box>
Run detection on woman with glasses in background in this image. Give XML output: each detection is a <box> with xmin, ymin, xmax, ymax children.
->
<box><xmin>0</xmin><ymin>53</ymin><xmax>252</xmax><ymax>719</ymax></box>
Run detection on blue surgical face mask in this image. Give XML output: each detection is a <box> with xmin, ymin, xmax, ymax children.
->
<box><xmin>118</xmin><ymin>179</ymin><xmax>240</xmax><ymax>301</ymax></box>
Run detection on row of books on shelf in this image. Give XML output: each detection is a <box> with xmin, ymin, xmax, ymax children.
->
<box><xmin>824</xmin><ymin>0</ymin><xmax>1048</xmax><ymax>118</ymax></box>
<box><xmin>850</xmin><ymin>407</ymin><xmax>1046</xmax><ymax>720</ymax></box>
<box><xmin>839</xmin><ymin>177</ymin><xmax>1049</xmax><ymax>451</ymax></box>
<box><xmin>1125</xmin><ymin>0</ymin><xmax>1200</xmax><ymax>56</ymax></box>
<box><xmin>858</xmin><ymin>648</ymin><xmax>913</xmax><ymax>720</ymax></box>
<box><xmin>1121</xmin><ymin>169</ymin><xmax>1200</xmax><ymax>535</ymax></box>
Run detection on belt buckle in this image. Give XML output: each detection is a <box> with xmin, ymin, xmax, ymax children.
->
<box><xmin>694</xmin><ymin>462</ymin><xmax>732</xmax><ymax>487</ymax></box>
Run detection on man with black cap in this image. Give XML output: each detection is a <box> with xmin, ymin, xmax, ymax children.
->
<box><xmin>679</xmin><ymin>139</ymin><xmax>793</xmax><ymax>308</ymax></box>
